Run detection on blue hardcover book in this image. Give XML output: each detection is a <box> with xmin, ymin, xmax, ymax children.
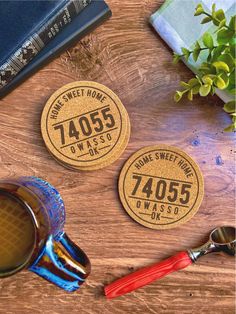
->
<box><xmin>0</xmin><ymin>0</ymin><xmax>91</xmax><ymax>89</ymax></box>
<box><xmin>0</xmin><ymin>0</ymin><xmax>64</xmax><ymax>66</ymax></box>
<box><xmin>0</xmin><ymin>0</ymin><xmax>111</xmax><ymax>98</ymax></box>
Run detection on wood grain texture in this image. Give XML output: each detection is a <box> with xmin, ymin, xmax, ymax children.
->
<box><xmin>0</xmin><ymin>1</ymin><xmax>235</xmax><ymax>313</ymax></box>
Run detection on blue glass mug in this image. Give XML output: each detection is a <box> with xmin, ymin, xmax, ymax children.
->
<box><xmin>0</xmin><ymin>176</ymin><xmax>90</xmax><ymax>291</ymax></box>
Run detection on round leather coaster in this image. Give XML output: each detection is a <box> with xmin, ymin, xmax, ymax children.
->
<box><xmin>49</xmin><ymin>117</ymin><xmax>131</xmax><ymax>171</ymax></box>
<box><xmin>41</xmin><ymin>81</ymin><xmax>129</xmax><ymax>169</ymax></box>
<box><xmin>118</xmin><ymin>145</ymin><xmax>204</xmax><ymax>230</ymax></box>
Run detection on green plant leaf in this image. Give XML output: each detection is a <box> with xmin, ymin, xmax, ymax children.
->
<box><xmin>174</xmin><ymin>91</ymin><xmax>183</xmax><ymax>102</ymax></box>
<box><xmin>218</xmin><ymin>53</ymin><xmax>235</xmax><ymax>69</ymax></box>
<box><xmin>172</xmin><ymin>4</ymin><xmax>235</xmax><ymax>132</ymax></box>
<box><xmin>181</xmin><ymin>47</ymin><xmax>191</xmax><ymax>60</ymax></box>
<box><xmin>192</xmin><ymin>84</ymin><xmax>201</xmax><ymax>94</ymax></box>
<box><xmin>218</xmin><ymin>19</ymin><xmax>226</xmax><ymax>29</ymax></box>
<box><xmin>202</xmin><ymin>75</ymin><xmax>213</xmax><ymax>85</ymax></box>
<box><xmin>186</xmin><ymin>77</ymin><xmax>201</xmax><ymax>94</ymax></box>
<box><xmin>173</xmin><ymin>53</ymin><xmax>181</xmax><ymax>64</ymax></box>
<box><xmin>224</xmin><ymin>124</ymin><xmax>235</xmax><ymax>132</ymax></box>
<box><xmin>217</xmin><ymin>29</ymin><xmax>234</xmax><ymax>44</ymax></box>
<box><xmin>215</xmin><ymin>75</ymin><xmax>227</xmax><ymax>89</ymax></box>
<box><xmin>223</xmin><ymin>100</ymin><xmax>236</xmax><ymax>113</ymax></box>
<box><xmin>201</xmin><ymin>16</ymin><xmax>212</xmax><ymax>24</ymax></box>
<box><xmin>199</xmin><ymin>66</ymin><xmax>211</xmax><ymax>74</ymax></box>
<box><xmin>229</xmin><ymin>70</ymin><xmax>235</xmax><ymax>85</ymax></box>
<box><xmin>212</xmin><ymin>45</ymin><xmax>226</xmax><ymax>61</ymax></box>
<box><xmin>207</xmin><ymin>51</ymin><xmax>212</xmax><ymax>62</ymax></box>
<box><xmin>219</xmin><ymin>75</ymin><xmax>231</xmax><ymax>90</ymax></box>
<box><xmin>229</xmin><ymin>35</ymin><xmax>236</xmax><ymax>46</ymax></box>
<box><xmin>199</xmin><ymin>62</ymin><xmax>216</xmax><ymax>75</ymax></box>
<box><xmin>195</xmin><ymin>41</ymin><xmax>201</xmax><ymax>50</ymax></box>
<box><xmin>212</xmin><ymin>3</ymin><xmax>216</xmax><ymax>13</ymax></box>
<box><xmin>218</xmin><ymin>71</ymin><xmax>229</xmax><ymax>87</ymax></box>
<box><xmin>188</xmin><ymin>78</ymin><xmax>199</xmax><ymax>87</ymax></box>
<box><xmin>192</xmin><ymin>41</ymin><xmax>202</xmax><ymax>62</ymax></box>
<box><xmin>194</xmin><ymin>4</ymin><xmax>204</xmax><ymax>16</ymax></box>
<box><xmin>199</xmin><ymin>84</ymin><xmax>211</xmax><ymax>96</ymax></box>
<box><xmin>229</xmin><ymin>45</ymin><xmax>236</xmax><ymax>58</ymax></box>
<box><xmin>203</xmin><ymin>32</ymin><xmax>214</xmax><ymax>48</ymax></box>
<box><xmin>180</xmin><ymin>81</ymin><xmax>190</xmax><ymax>88</ymax></box>
<box><xmin>213</xmin><ymin>9</ymin><xmax>225</xmax><ymax>25</ymax></box>
<box><xmin>193</xmin><ymin>48</ymin><xmax>201</xmax><ymax>61</ymax></box>
<box><xmin>229</xmin><ymin>16</ymin><xmax>236</xmax><ymax>31</ymax></box>
<box><xmin>210</xmin><ymin>85</ymin><xmax>216</xmax><ymax>95</ymax></box>
<box><xmin>228</xmin><ymin>88</ymin><xmax>236</xmax><ymax>95</ymax></box>
<box><xmin>188</xmin><ymin>89</ymin><xmax>193</xmax><ymax>100</ymax></box>
<box><xmin>212</xmin><ymin>61</ymin><xmax>230</xmax><ymax>72</ymax></box>
<box><xmin>196</xmin><ymin>75</ymin><xmax>203</xmax><ymax>85</ymax></box>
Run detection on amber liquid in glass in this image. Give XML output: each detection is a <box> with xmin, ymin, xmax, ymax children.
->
<box><xmin>0</xmin><ymin>192</ymin><xmax>35</xmax><ymax>274</ymax></box>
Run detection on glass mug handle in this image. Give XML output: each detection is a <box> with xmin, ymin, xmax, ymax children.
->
<box><xmin>29</xmin><ymin>232</ymin><xmax>91</xmax><ymax>292</ymax></box>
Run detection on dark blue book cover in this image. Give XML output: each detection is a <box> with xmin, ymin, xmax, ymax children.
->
<box><xmin>0</xmin><ymin>0</ymin><xmax>91</xmax><ymax>88</ymax></box>
<box><xmin>0</xmin><ymin>0</ymin><xmax>65</xmax><ymax>66</ymax></box>
<box><xmin>0</xmin><ymin>0</ymin><xmax>111</xmax><ymax>98</ymax></box>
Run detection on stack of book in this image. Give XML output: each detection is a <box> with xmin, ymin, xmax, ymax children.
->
<box><xmin>0</xmin><ymin>0</ymin><xmax>111</xmax><ymax>98</ymax></box>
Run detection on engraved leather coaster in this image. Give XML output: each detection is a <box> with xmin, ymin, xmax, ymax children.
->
<box><xmin>118</xmin><ymin>145</ymin><xmax>204</xmax><ymax>230</ymax></box>
<box><xmin>41</xmin><ymin>81</ymin><xmax>130</xmax><ymax>170</ymax></box>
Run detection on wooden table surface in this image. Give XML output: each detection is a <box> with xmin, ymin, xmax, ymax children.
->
<box><xmin>0</xmin><ymin>1</ymin><xmax>235</xmax><ymax>313</ymax></box>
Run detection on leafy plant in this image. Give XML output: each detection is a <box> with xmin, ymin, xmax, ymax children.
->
<box><xmin>173</xmin><ymin>3</ymin><xmax>236</xmax><ymax>132</ymax></box>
